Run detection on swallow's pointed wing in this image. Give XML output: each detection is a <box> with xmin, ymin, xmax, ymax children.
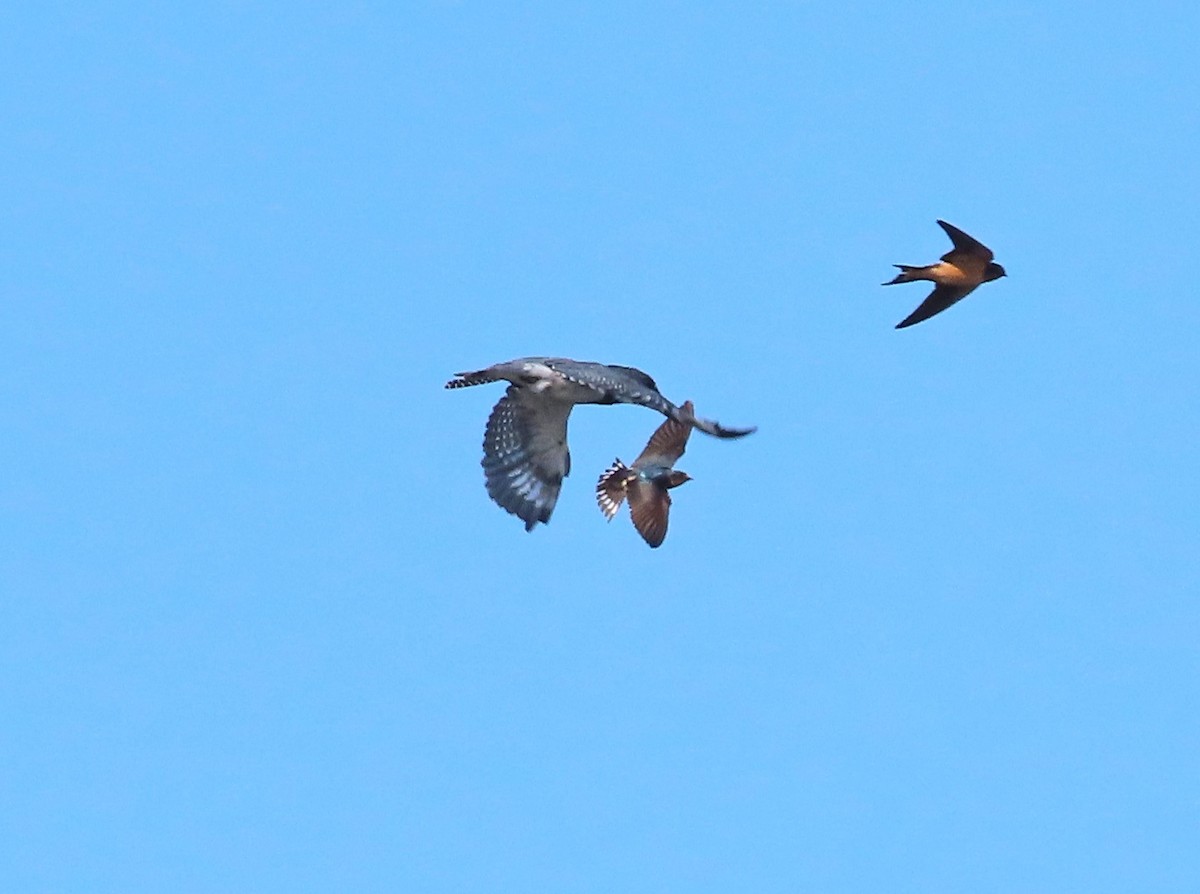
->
<box><xmin>938</xmin><ymin>220</ymin><xmax>994</xmax><ymax>264</ymax></box>
<box><xmin>481</xmin><ymin>385</ymin><xmax>572</xmax><ymax>530</ymax></box>
<box><xmin>895</xmin><ymin>284</ymin><xmax>974</xmax><ymax>329</ymax></box>
<box><xmin>626</xmin><ymin>479</ymin><xmax>672</xmax><ymax>548</ymax></box>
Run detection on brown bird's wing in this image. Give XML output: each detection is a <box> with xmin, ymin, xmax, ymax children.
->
<box><xmin>895</xmin><ymin>284</ymin><xmax>974</xmax><ymax>329</ymax></box>
<box><xmin>626</xmin><ymin>479</ymin><xmax>672</xmax><ymax>548</ymax></box>
<box><xmin>632</xmin><ymin>400</ymin><xmax>693</xmax><ymax>468</ymax></box>
<box><xmin>937</xmin><ymin>220</ymin><xmax>994</xmax><ymax>271</ymax></box>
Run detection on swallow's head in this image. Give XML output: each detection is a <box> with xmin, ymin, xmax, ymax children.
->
<box><xmin>985</xmin><ymin>262</ymin><xmax>1007</xmax><ymax>282</ymax></box>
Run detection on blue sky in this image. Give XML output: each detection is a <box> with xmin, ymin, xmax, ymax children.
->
<box><xmin>3</xmin><ymin>3</ymin><xmax>1198</xmax><ymax>891</ymax></box>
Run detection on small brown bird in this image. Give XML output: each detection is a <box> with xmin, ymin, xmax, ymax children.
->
<box><xmin>596</xmin><ymin>401</ymin><xmax>694</xmax><ymax>548</ymax></box>
<box><xmin>884</xmin><ymin>220</ymin><xmax>1006</xmax><ymax>329</ymax></box>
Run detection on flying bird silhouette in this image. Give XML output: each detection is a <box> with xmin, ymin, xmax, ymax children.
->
<box><xmin>446</xmin><ymin>358</ymin><xmax>755</xmax><ymax>531</ymax></box>
<box><xmin>596</xmin><ymin>401</ymin><xmax>694</xmax><ymax>548</ymax></box>
<box><xmin>884</xmin><ymin>220</ymin><xmax>1006</xmax><ymax>329</ymax></box>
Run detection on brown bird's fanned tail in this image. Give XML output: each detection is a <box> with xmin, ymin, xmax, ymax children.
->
<box><xmin>596</xmin><ymin>460</ymin><xmax>633</xmax><ymax>521</ymax></box>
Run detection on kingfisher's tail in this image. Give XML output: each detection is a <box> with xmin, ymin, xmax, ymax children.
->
<box><xmin>445</xmin><ymin>368</ymin><xmax>499</xmax><ymax>389</ymax></box>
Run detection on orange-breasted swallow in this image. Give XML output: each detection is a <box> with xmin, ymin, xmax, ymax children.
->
<box><xmin>884</xmin><ymin>220</ymin><xmax>1006</xmax><ymax>329</ymax></box>
<box><xmin>596</xmin><ymin>401</ymin><xmax>694</xmax><ymax>548</ymax></box>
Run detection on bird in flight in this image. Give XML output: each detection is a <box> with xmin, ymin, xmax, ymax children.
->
<box><xmin>884</xmin><ymin>220</ymin><xmax>1006</xmax><ymax>329</ymax></box>
<box><xmin>446</xmin><ymin>358</ymin><xmax>755</xmax><ymax>531</ymax></box>
<box><xmin>596</xmin><ymin>401</ymin><xmax>694</xmax><ymax>548</ymax></box>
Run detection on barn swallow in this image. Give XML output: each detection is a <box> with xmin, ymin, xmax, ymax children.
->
<box><xmin>595</xmin><ymin>401</ymin><xmax>694</xmax><ymax>548</ymax></box>
<box><xmin>884</xmin><ymin>220</ymin><xmax>1006</xmax><ymax>328</ymax></box>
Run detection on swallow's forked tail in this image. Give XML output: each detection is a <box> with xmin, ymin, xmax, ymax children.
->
<box><xmin>883</xmin><ymin>264</ymin><xmax>928</xmax><ymax>286</ymax></box>
<box><xmin>596</xmin><ymin>459</ymin><xmax>633</xmax><ymax>520</ymax></box>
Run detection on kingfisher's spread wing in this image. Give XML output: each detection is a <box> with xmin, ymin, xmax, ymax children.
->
<box><xmin>543</xmin><ymin>360</ymin><xmax>754</xmax><ymax>439</ymax></box>
<box><xmin>482</xmin><ymin>385</ymin><xmax>573</xmax><ymax>531</ymax></box>
<box><xmin>542</xmin><ymin>359</ymin><xmax>669</xmax><ymax>408</ymax></box>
